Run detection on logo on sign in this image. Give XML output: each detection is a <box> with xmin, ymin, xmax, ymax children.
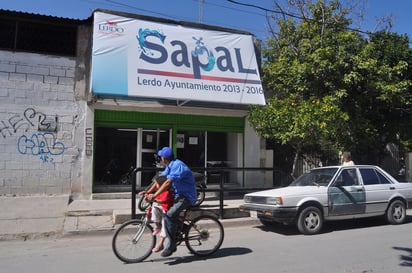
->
<box><xmin>136</xmin><ymin>27</ymin><xmax>256</xmax><ymax>79</ymax></box>
<box><xmin>98</xmin><ymin>20</ymin><xmax>125</xmax><ymax>36</ymax></box>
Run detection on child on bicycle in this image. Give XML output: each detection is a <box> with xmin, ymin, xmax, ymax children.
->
<box><xmin>140</xmin><ymin>175</ymin><xmax>174</xmax><ymax>253</ymax></box>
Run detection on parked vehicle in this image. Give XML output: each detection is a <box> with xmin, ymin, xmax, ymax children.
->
<box><xmin>240</xmin><ymin>165</ymin><xmax>412</xmax><ymax>235</ymax></box>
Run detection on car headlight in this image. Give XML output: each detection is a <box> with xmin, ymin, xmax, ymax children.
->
<box><xmin>266</xmin><ymin>197</ymin><xmax>283</xmax><ymax>205</ymax></box>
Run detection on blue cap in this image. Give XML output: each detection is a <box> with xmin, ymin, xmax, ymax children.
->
<box><xmin>158</xmin><ymin>147</ymin><xmax>174</xmax><ymax>159</ymax></box>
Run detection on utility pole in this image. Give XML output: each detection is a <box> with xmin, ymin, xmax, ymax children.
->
<box><xmin>199</xmin><ymin>0</ymin><xmax>204</xmax><ymax>23</ymax></box>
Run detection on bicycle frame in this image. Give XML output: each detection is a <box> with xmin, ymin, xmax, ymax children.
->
<box><xmin>147</xmin><ymin>200</ymin><xmax>217</xmax><ymax>244</ymax></box>
<box><xmin>141</xmin><ymin>197</ymin><xmax>213</xmax><ymax>241</ymax></box>
<box><xmin>132</xmin><ymin>207</ymin><xmax>152</xmax><ymax>243</ymax></box>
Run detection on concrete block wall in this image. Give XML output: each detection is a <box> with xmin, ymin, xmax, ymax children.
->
<box><xmin>0</xmin><ymin>51</ymin><xmax>86</xmax><ymax>196</ymax></box>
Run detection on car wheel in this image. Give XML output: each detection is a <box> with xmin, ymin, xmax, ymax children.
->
<box><xmin>297</xmin><ymin>206</ymin><xmax>323</xmax><ymax>235</ymax></box>
<box><xmin>386</xmin><ymin>200</ymin><xmax>406</xmax><ymax>225</ymax></box>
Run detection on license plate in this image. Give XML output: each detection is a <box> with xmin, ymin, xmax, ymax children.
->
<box><xmin>250</xmin><ymin>210</ymin><xmax>258</xmax><ymax>218</ymax></box>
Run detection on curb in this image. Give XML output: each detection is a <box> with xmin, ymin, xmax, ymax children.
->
<box><xmin>0</xmin><ymin>216</ymin><xmax>259</xmax><ymax>241</ymax></box>
<box><xmin>62</xmin><ymin>216</ymin><xmax>259</xmax><ymax>238</ymax></box>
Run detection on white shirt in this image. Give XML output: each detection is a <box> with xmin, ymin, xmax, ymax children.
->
<box><xmin>342</xmin><ymin>160</ymin><xmax>355</xmax><ymax>166</ymax></box>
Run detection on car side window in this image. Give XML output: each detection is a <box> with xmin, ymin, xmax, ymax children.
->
<box><xmin>359</xmin><ymin>169</ymin><xmax>380</xmax><ymax>185</ymax></box>
<box><xmin>377</xmin><ymin>171</ymin><xmax>391</xmax><ymax>184</ymax></box>
<box><xmin>334</xmin><ymin>169</ymin><xmax>359</xmax><ymax>186</ymax></box>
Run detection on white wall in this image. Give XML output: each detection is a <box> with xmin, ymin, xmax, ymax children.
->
<box><xmin>0</xmin><ymin>51</ymin><xmax>86</xmax><ymax>196</ymax></box>
<box><xmin>243</xmin><ymin>119</ymin><xmax>266</xmax><ymax>187</ymax></box>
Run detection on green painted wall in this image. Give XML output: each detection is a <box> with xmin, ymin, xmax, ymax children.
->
<box><xmin>95</xmin><ymin>109</ymin><xmax>245</xmax><ymax>133</ymax></box>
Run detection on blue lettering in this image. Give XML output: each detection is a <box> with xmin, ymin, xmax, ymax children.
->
<box><xmin>139</xmin><ymin>40</ymin><xmax>168</xmax><ymax>64</ymax></box>
<box><xmin>170</xmin><ymin>41</ymin><xmax>191</xmax><ymax>68</ymax></box>
<box><xmin>235</xmin><ymin>48</ymin><xmax>256</xmax><ymax>75</ymax></box>
<box><xmin>138</xmin><ymin>77</ymin><xmax>162</xmax><ymax>86</ymax></box>
<box><xmin>137</xmin><ymin>31</ymin><xmax>257</xmax><ymax>78</ymax></box>
<box><xmin>215</xmin><ymin>47</ymin><xmax>235</xmax><ymax>72</ymax></box>
<box><xmin>192</xmin><ymin>55</ymin><xmax>206</xmax><ymax>79</ymax></box>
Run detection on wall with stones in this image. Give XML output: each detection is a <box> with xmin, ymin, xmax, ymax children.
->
<box><xmin>0</xmin><ymin>51</ymin><xmax>86</xmax><ymax>196</ymax></box>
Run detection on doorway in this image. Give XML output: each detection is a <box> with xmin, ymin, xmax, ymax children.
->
<box><xmin>138</xmin><ymin>128</ymin><xmax>171</xmax><ymax>187</ymax></box>
<box><xmin>93</xmin><ymin>127</ymin><xmax>171</xmax><ymax>192</ymax></box>
<box><xmin>93</xmin><ymin>127</ymin><xmax>242</xmax><ymax>192</ymax></box>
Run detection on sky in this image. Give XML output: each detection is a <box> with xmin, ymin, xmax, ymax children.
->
<box><xmin>1</xmin><ymin>0</ymin><xmax>411</xmax><ymax>42</ymax></box>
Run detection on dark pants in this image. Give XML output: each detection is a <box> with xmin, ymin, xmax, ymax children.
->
<box><xmin>164</xmin><ymin>195</ymin><xmax>192</xmax><ymax>250</ymax></box>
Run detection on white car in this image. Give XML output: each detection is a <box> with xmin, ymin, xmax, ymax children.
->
<box><xmin>240</xmin><ymin>165</ymin><xmax>412</xmax><ymax>235</ymax></box>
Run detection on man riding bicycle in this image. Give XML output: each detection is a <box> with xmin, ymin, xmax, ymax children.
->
<box><xmin>145</xmin><ymin>147</ymin><xmax>197</xmax><ymax>257</ymax></box>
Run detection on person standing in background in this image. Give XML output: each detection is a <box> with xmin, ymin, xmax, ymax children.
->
<box><xmin>342</xmin><ymin>151</ymin><xmax>355</xmax><ymax>166</ymax></box>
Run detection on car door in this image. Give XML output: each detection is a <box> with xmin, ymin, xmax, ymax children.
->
<box><xmin>327</xmin><ymin>167</ymin><xmax>366</xmax><ymax>216</ymax></box>
<box><xmin>358</xmin><ymin>167</ymin><xmax>393</xmax><ymax>214</ymax></box>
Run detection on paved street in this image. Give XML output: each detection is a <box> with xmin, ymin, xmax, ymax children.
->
<box><xmin>0</xmin><ymin>195</ymin><xmax>249</xmax><ymax>239</ymax></box>
<box><xmin>1</xmin><ymin>216</ymin><xmax>412</xmax><ymax>273</ymax></box>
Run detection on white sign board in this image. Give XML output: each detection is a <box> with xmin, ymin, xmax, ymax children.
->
<box><xmin>91</xmin><ymin>11</ymin><xmax>265</xmax><ymax>105</ymax></box>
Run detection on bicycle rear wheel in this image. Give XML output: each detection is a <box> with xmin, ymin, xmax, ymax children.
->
<box><xmin>185</xmin><ymin>215</ymin><xmax>224</xmax><ymax>256</ymax></box>
<box><xmin>112</xmin><ymin>219</ymin><xmax>156</xmax><ymax>263</ymax></box>
<box><xmin>192</xmin><ymin>187</ymin><xmax>205</xmax><ymax>207</ymax></box>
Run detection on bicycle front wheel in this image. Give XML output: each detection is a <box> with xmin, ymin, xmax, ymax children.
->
<box><xmin>112</xmin><ymin>219</ymin><xmax>156</xmax><ymax>263</ymax></box>
<box><xmin>138</xmin><ymin>195</ymin><xmax>151</xmax><ymax>211</ymax></box>
<box><xmin>185</xmin><ymin>215</ymin><xmax>224</xmax><ymax>256</ymax></box>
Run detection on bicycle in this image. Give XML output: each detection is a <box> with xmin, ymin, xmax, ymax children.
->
<box><xmin>112</xmin><ymin>196</ymin><xmax>224</xmax><ymax>263</ymax></box>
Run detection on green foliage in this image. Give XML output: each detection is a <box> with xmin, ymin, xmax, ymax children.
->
<box><xmin>249</xmin><ymin>0</ymin><xmax>412</xmax><ymax>165</ymax></box>
<box><xmin>249</xmin><ymin>95</ymin><xmax>348</xmax><ymax>148</ymax></box>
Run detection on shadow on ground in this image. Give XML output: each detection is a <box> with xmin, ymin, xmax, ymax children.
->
<box><xmin>393</xmin><ymin>246</ymin><xmax>412</xmax><ymax>267</ymax></box>
<box><xmin>166</xmin><ymin>247</ymin><xmax>252</xmax><ymax>265</ymax></box>
<box><xmin>254</xmin><ymin>215</ymin><xmax>412</xmax><ymax>236</ymax></box>
<box><xmin>143</xmin><ymin>247</ymin><xmax>252</xmax><ymax>265</ymax></box>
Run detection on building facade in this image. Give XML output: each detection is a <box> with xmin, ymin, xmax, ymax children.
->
<box><xmin>0</xmin><ymin>9</ymin><xmax>273</xmax><ymax>200</ymax></box>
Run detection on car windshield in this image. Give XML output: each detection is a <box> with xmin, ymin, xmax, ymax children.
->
<box><xmin>290</xmin><ymin>168</ymin><xmax>339</xmax><ymax>187</ymax></box>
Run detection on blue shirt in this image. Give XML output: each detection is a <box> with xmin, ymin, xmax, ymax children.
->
<box><xmin>160</xmin><ymin>159</ymin><xmax>197</xmax><ymax>204</ymax></box>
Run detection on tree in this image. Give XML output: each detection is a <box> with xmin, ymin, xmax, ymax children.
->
<box><xmin>248</xmin><ymin>0</ymin><xmax>412</xmax><ymax>176</ymax></box>
<box><xmin>340</xmin><ymin>31</ymin><xmax>412</xmax><ymax>163</ymax></box>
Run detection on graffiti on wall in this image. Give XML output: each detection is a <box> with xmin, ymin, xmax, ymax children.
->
<box><xmin>17</xmin><ymin>133</ymin><xmax>65</xmax><ymax>163</ymax></box>
<box><xmin>0</xmin><ymin>108</ymin><xmax>58</xmax><ymax>138</ymax></box>
<box><xmin>1</xmin><ymin>108</ymin><xmax>66</xmax><ymax>163</ymax></box>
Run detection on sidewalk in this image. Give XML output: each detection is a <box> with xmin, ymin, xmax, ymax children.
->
<box><xmin>0</xmin><ymin>195</ymin><xmax>252</xmax><ymax>240</ymax></box>
<box><xmin>0</xmin><ymin>195</ymin><xmax>70</xmax><ymax>240</ymax></box>
<box><xmin>2</xmin><ymin>194</ymin><xmax>411</xmax><ymax>241</ymax></box>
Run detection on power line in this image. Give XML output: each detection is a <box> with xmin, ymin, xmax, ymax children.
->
<box><xmin>101</xmin><ymin>0</ymin><xmax>197</xmax><ymax>22</ymax></box>
<box><xmin>227</xmin><ymin>0</ymin><xmax>370</xmax><ymax>34</ymax></box>
<box><xmin>199</xmin><ymin>0</ymin><xmax>204</xmax><ymax>23</ymax></box>
<box><xmin>227</xmin><ymin>0</ymin><xmax>302</xmax><ymax>20</ymax></box>
<box><xmin>90</xmin><ymin>0</ymin><xmax>411</xmax><ymax>44</ymax></box>
<box><xmin>226</xmin><ymin>0</ymin><xmax>412</xmax><ymax>44</ymax></box>
<box><xmin>85</xmin><ymin>0</ymin><xmax>268</xmax><ymax>38</ymax></box>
